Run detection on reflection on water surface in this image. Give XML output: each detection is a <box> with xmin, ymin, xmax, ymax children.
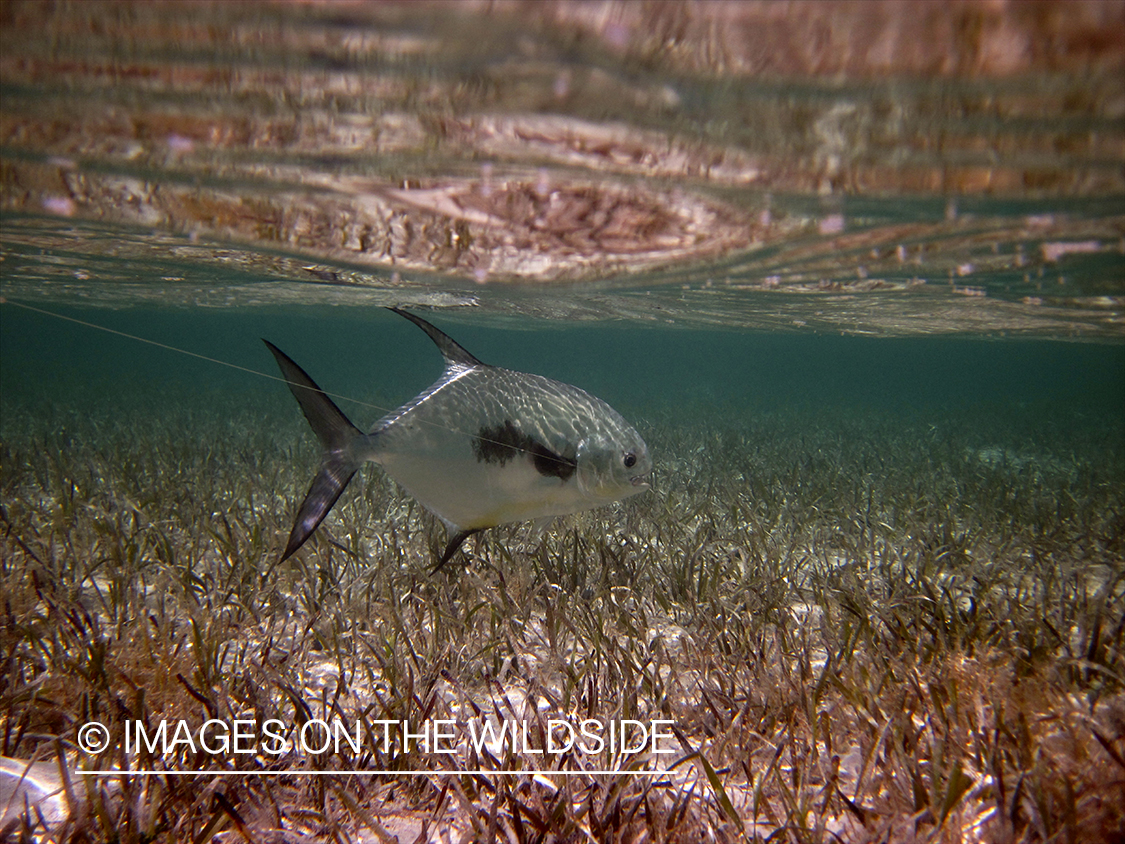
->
<box><xmin>1</xmin><ymin>0</ymin><xmax>1123</xmax><ymax>337</ymax></box>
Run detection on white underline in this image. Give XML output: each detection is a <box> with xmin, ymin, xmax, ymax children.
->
<box><xmin>76</xmin><ymin>769</ymin><xmax>669</xmax><ymax>777</ymax></box>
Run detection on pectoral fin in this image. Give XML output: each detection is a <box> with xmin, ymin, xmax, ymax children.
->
<box><xmin>530</xmin><ymin>516</ymin><xmax>555</xmax><ymax>541</ymax></box>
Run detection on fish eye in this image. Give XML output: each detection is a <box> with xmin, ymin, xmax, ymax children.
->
<box><xmin>623</xmin><ymin>452</ymin><xmax>636</xmax><ymax>468</ymax></box>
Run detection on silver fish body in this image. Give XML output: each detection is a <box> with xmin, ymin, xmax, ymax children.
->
<box><xmin>265</xmin><ymin>309</ymin><xmax>650</xmax><ymax>568</ymax></box>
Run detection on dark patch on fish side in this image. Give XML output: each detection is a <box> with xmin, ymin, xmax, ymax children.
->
<box><xmin>530</xmin><ymin>441</ymin><xmax>576</xmax><ymax>480</ymax></box>
<box><xmin>474</xmin><ymin>420</ymin><xmax>576</xmax><ymax>481</ymax></box>
<box><xmin>473</xmin><ymin>420</ymin><xmax>531</xmax><ymax>466</ymax></box>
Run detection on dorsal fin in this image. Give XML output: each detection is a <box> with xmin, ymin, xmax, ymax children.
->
<box><xmin>388</xmin><ymin>308</ymin><xmax>484</xmax><ymax>368</ymax></box>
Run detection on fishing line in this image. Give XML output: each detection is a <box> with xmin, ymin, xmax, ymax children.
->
<box><xmin>2</xmin><ymin>297</ymin><xmax>307</xmax><ymax>390</ymax></box>
<box><xmin>0</xmin><ymin>297</ymin><xmax>579</xmax><ymax>468</ymax></box>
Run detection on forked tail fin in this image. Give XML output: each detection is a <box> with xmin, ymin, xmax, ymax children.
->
<box><xmin>264</xmin><ymin>340</ymin><xmax>365</xmax><ymax>561</ymax></box>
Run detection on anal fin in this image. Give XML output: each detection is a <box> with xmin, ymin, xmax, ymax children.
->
<box><xmin>431</xmin><ymin>528</ymin><xmax>482</xmax><ymax>573</ymax></box>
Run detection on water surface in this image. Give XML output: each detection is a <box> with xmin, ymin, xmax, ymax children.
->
<box><xmin>1</xmin><ymin>0</ymin><xmax>1122</xmax><ymax>337</ymax></box>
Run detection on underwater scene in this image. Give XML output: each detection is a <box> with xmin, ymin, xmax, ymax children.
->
<box><xmin>1</xmin><ymin>2</ymin><xmax>1124</xmax><ymax>842</ymax></box>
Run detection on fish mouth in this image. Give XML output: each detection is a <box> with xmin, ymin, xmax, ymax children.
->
<box><xmin>630</xmin><ymin>475</ymin><xmax>650</xmax><ymax>488</ymax></box>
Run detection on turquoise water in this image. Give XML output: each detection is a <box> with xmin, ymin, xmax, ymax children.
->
<box><xmin>2</xmin><ymin>303</ymin><xmax>1125</xmax><ymax>519</ymax></box>
<box><xmin>2</xmin><ymin>301</ymin><xmax>1123</xmax><ymax>410</ymax></box>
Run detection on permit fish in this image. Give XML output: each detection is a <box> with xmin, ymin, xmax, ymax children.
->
<box><xmin>265</xmin><ymin>308</ymin><xmax>651</xmax><ymax>570</ymax></box>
